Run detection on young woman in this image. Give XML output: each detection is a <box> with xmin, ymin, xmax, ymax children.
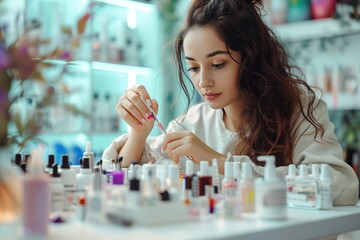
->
<box><xmin>102</xmin><ymin>0</ymin><xmax>358</xmax><ymax>205</ymax></box>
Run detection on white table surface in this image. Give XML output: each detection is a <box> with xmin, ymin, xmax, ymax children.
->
<box><xmin>2</xmin><ymin>202</ymin><xmax>360</xmax><ymax>240</ymax></box>
<box><xmin>44</xmin><ymin>201</ymin><xmax>360</xmax><ymax>240</ymax></box>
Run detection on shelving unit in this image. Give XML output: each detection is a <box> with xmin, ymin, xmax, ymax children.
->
<box><xmin>271</xmin><ymin>18</ymin><xmax>360</xmax><ymax>111</ymax></box>
<box><xmin>18</xmin><ymin>0</ymin><xmax>164</xmax><ymax>163</ymax></box>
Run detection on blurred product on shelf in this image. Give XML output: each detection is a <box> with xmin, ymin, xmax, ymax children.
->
<box><xmin>269</xmin><ymin>0</ymin><xmax>288</xmax><ymax>25</ymax></box>
<box><xmin>287</xmin><ymin>0</ymin><xmax>311</xmax><ymax>22</ymax></box>
<box><xmin>311</xmin><ymin>0</ymin><xmax>336</xmax><ymax>20</ymax></box>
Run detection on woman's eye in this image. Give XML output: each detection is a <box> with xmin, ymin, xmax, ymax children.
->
<box><xmin>187</xmin><ymin>66</ymin><xmax>199</xmax><ymax>72</ymax></box>
<box><xmin>213</xmin><ymin>63</ymin><xmax>225</xmax><ymax>69</ymax></box>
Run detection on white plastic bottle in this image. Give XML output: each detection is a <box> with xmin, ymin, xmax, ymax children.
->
<box><xmin>83</xmin><ymin>141</ymin><xmax>94</xmax><ymax>172</ymax></box>
<box><xmin>50</xmin><ymin>164</ymin><xmax>64</xmax><ymax>213</ymax></box>
<box><xmin>211</xmin><ymin>159</ymin><xmax>220</xmax><ymax>193</ymax></box>
<box><xmin>165</xmin><ymin>164</ymin><xmax>181</xmax><ymax>201</ymax></box>
<box><xmin>60</xmin><ymin>154</ymin><xmax>76</xmax><ymax>211</ymax></box>
<box><xmin>310</xmin><ymin>164</ymin><xmax>320</xmax><ymax>179</ymax></box>
<box><xmin>221</xmin><ymin>162</ymin><xmax>239</xmax><ymax>217</ymax></box>
<box><xmin>233</xmin><ymin>161</ymin><xmax>241</xmax><ymax>182</ymax></box>
<box><xmin>23</xmin><ymin>148</ymin><xmax>50</xmax><ymax>238</ymax></box>
<box><xmin>240</xmin><ymin>162</ymin><xmax>255</xmax><ymax>213</ymax></box>
<box><xmin>285</xmin><ymin>164</ymin><xmax>297</xmax><ymax>193</ymax></box>
<box><xmin>255</xmin><ymin>155</ymin><xmax>286</xmax><ymax>220</ymax></box>
<box><xmin>76</xmin><ymin>157</ymin><xmax>94</xmax><ymax>191</ymax></box>
<box><xmin>86</xmin><ymin>168</ymin><xmax>107</xmax><ymax>223</ymax></box>
<box><xmin>319</xmin><ymin>164</ymin><xmax>333</xmax><ymax>209</ymax></box>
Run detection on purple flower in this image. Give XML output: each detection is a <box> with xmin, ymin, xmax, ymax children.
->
<box><xmin>60</xmin><ymin>51</ymin><xmax>72</xmax><ymax>61</ymax></box>
<box><xmin>0</xmin><ymin>44</ymin><xmax>9</xmax><ymax>69</ymax></box>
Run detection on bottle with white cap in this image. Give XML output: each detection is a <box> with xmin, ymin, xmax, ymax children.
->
<box><xmin>220</xmin><ymin>162</ymin><xmax>239</xmax><ymax>217</ymax></box>
<box><xmin>310</xmin><ymin>164</ymin><xmax>320</xmax><ymax>179</ymax></box>
<box><xmin>240</xmin><ymin>162</ymin><xmax>255</xmax><ymax>212</ymax></box>
<box><xmin>255</xmin><ymin>155</ymin><xmax>286</xmax><ymax>220</ymax></box>
<box><xmin>198</xmin><ymin>161</ymin><xmax>212</xmax><ymax>196</ymax></box>
<box><xmin>319</xmin><ymin>164</ymin><xmax>333</xmax><ymax>209</ymax></box>
<box><xmin>86</xmin><ymin>168</ymin><xmax>107</xmax><ymax>223</ymax></box>
<box><xmin>233</xmin><ymin>161</ymin><xmax>241</xmax><ymax>182</ymax></box>
<box><xmin>83</xmin><ymin>141</ymin><xmax>94</xmax><ymax>172</ymax></box>
<box><xmin>285</xmin><ymin>164</ymin><xmax>296</xmax><ymax>193</ymax></box>
<box><xmin>165</xmin><ymin>164</ymin><xmax>181</xmax><ymax>201</ymax></box>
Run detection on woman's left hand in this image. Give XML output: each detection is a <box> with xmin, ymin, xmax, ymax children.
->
<box><xmin>161</xmin><ymin>131</ymin><xmax>224</xmax><ymax>164</ymax></box>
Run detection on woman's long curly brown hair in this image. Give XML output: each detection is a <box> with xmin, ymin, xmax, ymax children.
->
<box><xmin>174</xmin><ymin>0</ymin><xmax>325</xmax><ymax>166</ymax></box>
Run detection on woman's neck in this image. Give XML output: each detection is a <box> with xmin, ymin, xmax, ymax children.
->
<box><xmin>222</xmin><ymin>104</ymin><xmax>243</xmax><ymax>132</ymax></box>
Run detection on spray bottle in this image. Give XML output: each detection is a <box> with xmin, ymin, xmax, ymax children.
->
<box><xmin>255</xmin><ymin>155</ymin><xmax>286</xmax><ymax>220</ymax></box>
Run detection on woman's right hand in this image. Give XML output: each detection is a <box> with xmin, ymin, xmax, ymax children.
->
<box><xmin>116</xmin><ymin>84</ymin><xmax>158</xmax><ymax>137</ymax></box>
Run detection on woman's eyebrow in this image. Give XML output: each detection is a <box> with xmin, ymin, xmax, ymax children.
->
<box><xmin>185</xmin><ymin>50</ymin><xmax>229</xmax><ymax>61</ymax></box>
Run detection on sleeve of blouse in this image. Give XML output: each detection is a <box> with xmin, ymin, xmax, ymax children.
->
<box><xmin>101</xmin><ymin>120</ymin><xmax>182</xmax><ymax>169</ymax></box>
<box><xmin>280</xmin><ymin>99</ymin><xmax>358</xmax><ymax>205</ymax></box>
<box><xmin>248</xmin><ymin>99</ymin><xmax>359</xmax><ymax>206</ymax></box>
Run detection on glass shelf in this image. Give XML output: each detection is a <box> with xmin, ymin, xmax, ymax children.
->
<box><xmin>273</xmin><ymin>18</ymin><xmax>360</xmax><ymax>43</ymax></box>
<box><xmin>95</xmin><ymin>0</ymin><xmax>156</xmax><ymax>13</ymax></box>
<box><xmin>91</xmin><ymin>61</ymin><xmax>153</xmax><ymax>75</ymax></box>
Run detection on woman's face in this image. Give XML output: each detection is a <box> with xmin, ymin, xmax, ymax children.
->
<box><xmin>183</xmin><ymin>26</ymin><xmax>242</xmax><ymax>110</ymax></box>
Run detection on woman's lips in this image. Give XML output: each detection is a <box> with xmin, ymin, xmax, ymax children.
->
<box><xmin>203</xmin><ymin>93</ymin><xmax>221</xmax><ymax>100</ymax></box>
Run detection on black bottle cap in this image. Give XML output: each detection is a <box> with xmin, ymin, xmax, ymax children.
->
<box><xmin>61</xmin><ymin>154</ymin><xmax>70</xmax><ymax>169</ymax></box>
<box><xmin>129</xmin><ymin>178</ymin><xmax>140</xmax><ymax>191</ymax></box>
<box><xmin>82</xmin><ymin>157</ymin><xmax>90</xmax><ymax>169</ymax></box>
<box><xmin>213</xmin><ymin>186</ymin><xmax>219</xmax><ymax>194</ymax></box>
<box><xmin>51</xmin><ymin>164</ymin><xmax>61</xmax><ymax>178</ymax></box>
<box><xmin>160</xmin><ymin>190</ymin><xmax>170</xmax><ymax>201</ymax></box>
<box><xmin>46</xmin><ymin>154</ymin><xmax>55</xmax><ymax>168</ymax></box>
<box><xmin>14</xmin><ymin>153</ymin><xmax>22</xmax><ymax>166</ymax></box>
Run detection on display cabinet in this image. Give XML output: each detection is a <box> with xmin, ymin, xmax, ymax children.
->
<box><xmin>19</xmin><ymin>0</ymin><xmax>164</xmax><ymax>163</ymax></box>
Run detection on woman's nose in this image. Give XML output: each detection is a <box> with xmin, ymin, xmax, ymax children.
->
<box><xmin>199</xmin><ymin>69</ymin><xmax>214</xmax><ymax>88</ymax></box>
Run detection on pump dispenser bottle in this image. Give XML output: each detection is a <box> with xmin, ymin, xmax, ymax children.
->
<box><xmin>23</xmin><ymin>148</ymin><xmax>50</xmax><ymax>238</ymax></box>
<box><xmin>255</xmin><ymin>155</ymin><xmax>286</xmax><ymax>220</ymax></box>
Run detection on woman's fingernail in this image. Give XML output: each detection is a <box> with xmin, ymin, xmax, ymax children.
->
<box><xmin>145</xmin><ymin>112</ymin><xmax>152</xmax><ymax>120</ymax></box>
<box><xmin>141</xmin><ymin>118</ymin><xmax>147</xmax><ymax>124</ymax></box>
<box><xmin>146</xmin><ymin>99</ymin><xmax>152</xmax><ymax>107</ymax></box>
